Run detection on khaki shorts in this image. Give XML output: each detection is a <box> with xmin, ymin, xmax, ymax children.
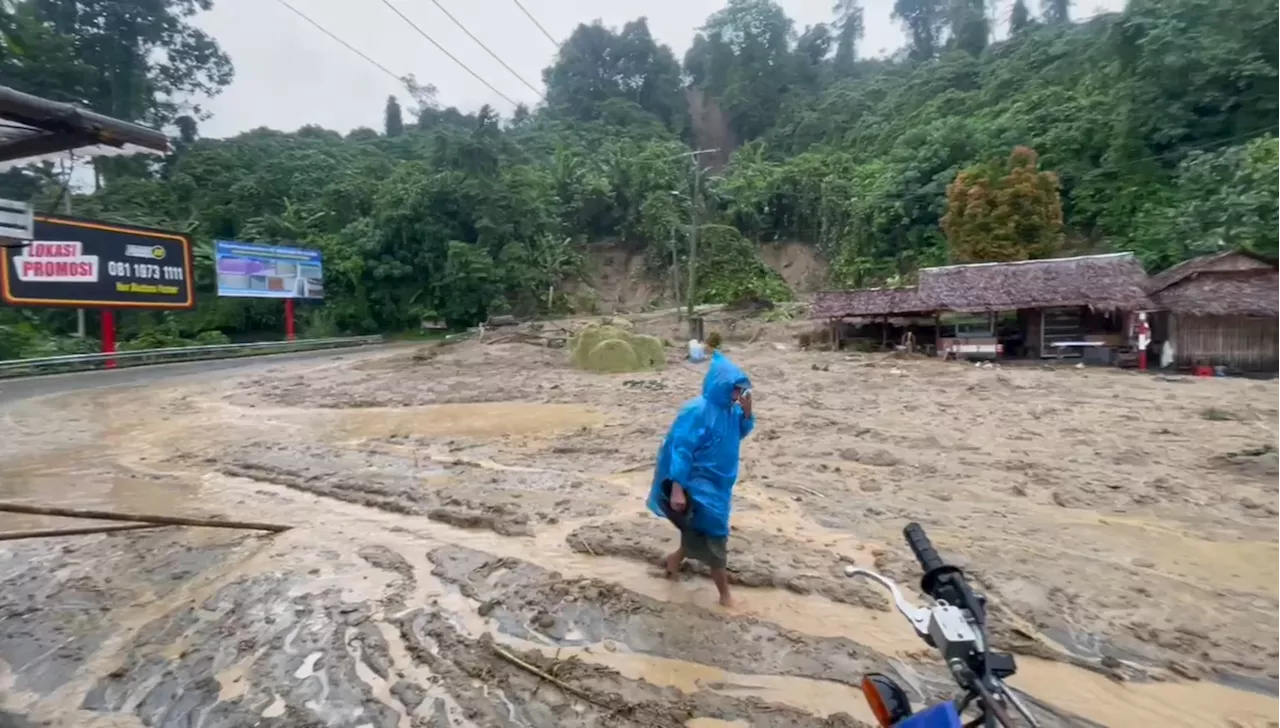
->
<box><xmin>658</xmin><ymin>479</ymin><xmax>729</xmax><ymax>571</ymax></box>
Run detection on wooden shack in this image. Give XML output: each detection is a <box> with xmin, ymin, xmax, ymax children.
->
<box><xmin>919</xmin><ymin>253</ymin><xmax>1152</xmax><ymax>360</ymax></box>
<box><xmin>809</xmin><ymin>287</ymin><xmax>938</xmax><ymax>351</ymax></box>
<box><xmin>1145</xmin><ymin>250</ymin><xmax>1278</xmax><ymax>372</ymax></box>
<box><xmin>812</xmin><ymin>253</ymin><xmax>1153</xmax><ymax>362</ymax></box>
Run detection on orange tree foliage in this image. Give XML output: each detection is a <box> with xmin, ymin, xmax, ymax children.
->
<box><xmin>940</xmin><ymin>146</ymin><xmax>1065</xmax><ymax>263</ymax></box>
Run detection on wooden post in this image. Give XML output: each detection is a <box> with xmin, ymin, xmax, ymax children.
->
<box><xmin>0</xmin><ymin>502</ymin><xmax>292</xmax><ymax>533</ymax></box>
<box><xmin>934</xmin><ymin>312</ymin><xmax>941</xmax><ymax>357</ymax></box>
<box><xmin>0</xmin><ymin>523</ymin><xmax>167</xmax><ymax>542</ymax></box>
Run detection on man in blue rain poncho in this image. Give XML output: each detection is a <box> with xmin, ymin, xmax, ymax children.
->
<box><xmin>647</xmin><ymin>351</ymin><xmax>754</xmax><ymax>607</ymax></box>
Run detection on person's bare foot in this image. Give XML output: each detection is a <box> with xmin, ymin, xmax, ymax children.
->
<box><xmin>664</xmin><ymin>551</ymin><xmax>684</xmax><ymax>579</ymax></box>
<box><xmin>718</xmin><ymin>592</ymin><xmax>735</xmax><ymax>608</ymax></box>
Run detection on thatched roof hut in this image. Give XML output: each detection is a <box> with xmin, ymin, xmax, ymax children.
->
<box><xmin>810</xmin><ymin>253</ymin><xmax>1154</xmax><ymax>320</ymax></box>
<box><xmin>1146</xmin><ymin>250</ymin><xmax>1277</xmax><ymax>317</ymax></box>
<box><xmin>1145</xmin><ymin>250</ymin><xmax>1277</xmax><ymax>371</ymax></box>
<box><xmin>810</xmin><ymin>287</ymin><xmax>933</xmax><ymax>319</ymax></box>
<box><xmin>917</xmin><ymin>253</ymin><xmax>1153</xmax><ymax>313</ymax></box>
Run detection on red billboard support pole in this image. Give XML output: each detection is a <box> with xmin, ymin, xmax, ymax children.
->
<box><xmin>101</xmin><ymin>309</ymin><xmax>116</xmax><ymax>369</ymax></box>
<box><xmin>285</xmin><ymin>297</ymin><xmax>296</xmax><ymax>341</ymax></box>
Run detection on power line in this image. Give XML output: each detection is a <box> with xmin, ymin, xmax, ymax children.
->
<box><xmin>273</xmin><ymin>0</ymin><xmax>404</xmax><ymax>84</ymax></box>
<box><xmin>509</xmin><ymin>0</ymin><xmax>559</xmax><ymax>48</ymax></box>
<box><xmin>424</xmin><ymin>0</ymin><xmax>545</xmax><ymax>99</ymax></box>
<box><xmin>376</xmin><ymin>0</ymin><xmax>520</xmax><ymax>107</ymax></box>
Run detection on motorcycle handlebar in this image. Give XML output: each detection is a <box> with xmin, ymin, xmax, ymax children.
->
<box><xmin>903</xmin><ymin>522</ymin><xmax>945</xmax><ymax>574</ymax></box>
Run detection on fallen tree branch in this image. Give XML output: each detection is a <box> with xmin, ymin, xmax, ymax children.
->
<box><xmin>0</xmin><ymin>523</ymin><xmax>169</xmax><ymax>542</ymax></box>
<box><xmin>793</xmin><ymin>484</ymin><xmax>827</xmax><ymax>498</ymax></box>
<box><xmin>0</xmin><ymin>502</ymin><xmax>292</xmax><ymax>533</ymax></box>
<box><xmin>489</xmin><ymin>643</ymin><xmax>611</xmax><ymax>709</ymax></box>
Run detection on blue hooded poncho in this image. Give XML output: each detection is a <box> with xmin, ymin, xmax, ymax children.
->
<box><xmin>646</xmin><ymin>351</ymin><xmax>754</xmax><ymax>538</ymax></box>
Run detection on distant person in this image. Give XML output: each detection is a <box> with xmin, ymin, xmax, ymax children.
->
<box><xmin>686</xmin><ymin>331</ymin><xmax>723</xmax><ymax>363</ymax></box>
<box><xmin>687</xmin><ymin>338</ymin><xmax>707</xmax><ymax>362</ymax></box>
<box><xmin>647</xmin><ymin>351</ymin><xmax>754</xmax><ymax>607</ymax></box>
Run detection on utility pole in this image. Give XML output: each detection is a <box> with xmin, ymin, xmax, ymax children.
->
<box><xmin>669</xmin><ymin>226</ymin><xmax>680</xmax><ymax>313</ymax></box>
<box><xmin>673</xmin><ymin>149</ymin><xmax>718</xmax><ymax>336</ymax></box>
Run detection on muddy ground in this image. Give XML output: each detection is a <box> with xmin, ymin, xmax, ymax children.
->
<box><xmin>1</xmin><ymin>320</ymin><xmax>1277</xmax><ymax>728</ymax></box>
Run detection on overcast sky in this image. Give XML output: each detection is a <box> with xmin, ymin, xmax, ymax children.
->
<box><xmin>192</xmin><ymin>0</ymin><xmax>1125</xmax><ymax>139</ymax></box>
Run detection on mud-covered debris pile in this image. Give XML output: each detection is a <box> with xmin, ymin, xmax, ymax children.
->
<box><xmin>570</xmin><ymin>320</ymin><xmax>666</xmax><ymax>373</ymax></box>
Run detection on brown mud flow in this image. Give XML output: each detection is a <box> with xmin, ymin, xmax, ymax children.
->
<box><xmin>1</xmin><ymin>334</ymin><xmax>1277</xmax><ymax>728</ymax></box>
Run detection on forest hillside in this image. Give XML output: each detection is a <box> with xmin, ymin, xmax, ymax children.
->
<box><xmin>0</xmin><ymin>0</ymin><xmax>1276</xmax><ymax>357</ymax></box>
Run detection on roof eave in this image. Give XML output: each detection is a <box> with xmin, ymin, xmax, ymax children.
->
<box><xmin>0</xmin><ymin>85</ymin><xmax>170</xmax><ymax>162</ymax></box>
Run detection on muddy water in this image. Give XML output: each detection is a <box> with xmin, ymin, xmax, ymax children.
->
<box><xmin>327</xmin><ymin>402</ymin><xmax>605</xmax><ymax>441</ymax></box>
<box><xmin>2</xmin><ymin>348</ymin><xmax>1278</xmax><ymax>728</ymax></box>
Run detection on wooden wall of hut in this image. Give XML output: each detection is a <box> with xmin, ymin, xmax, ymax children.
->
<box><xmin>1019</xmin><ymin>309</ymin><xmax>1041</xmax><ymax>358</ymax></box>
<box><xmin>1167</xmin><ymin>314</ymin><xmax>1278</xmax><ymax>371</ymax></box>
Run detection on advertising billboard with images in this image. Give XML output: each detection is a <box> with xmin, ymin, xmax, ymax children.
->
<box><xmin>214</xmin><ymin>241</ymin><xmax>324</xmax><ymax>299</ymax></box>
<box><xmin>0</xmin><ymin>215</ymin><xmax>194</xmax><ymax>308</ymax></box>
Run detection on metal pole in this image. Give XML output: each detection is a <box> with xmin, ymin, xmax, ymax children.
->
<box><xmin>285</xmin><ymin>298</ymin><xmax>296</xmax><ymax>341</ymax></box>
<box><xmin>670</xmin><ymin>228</ymin><xmax>680</xmax><ymax>313</ymax></box>
<box><xmin>60</xmin><ymin>177</ymin><xmax>86</xmax><ymax>338</ymax></box>
<box><xmin>687</xmin><ymin>161</ymin><xmax>700</xmax><ymax>324</ymax></box>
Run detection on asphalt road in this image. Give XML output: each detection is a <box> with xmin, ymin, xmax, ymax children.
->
<box><xmin>0</xmin><ymin>344</ymin><xmax>402</xmax><ymax>407</ymax></box>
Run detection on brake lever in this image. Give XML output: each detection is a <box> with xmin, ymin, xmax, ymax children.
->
<box><xmin>845</xmin><ymin>567</ymin><xmax>932</xmax><ymax>639</ymax></box>
<box><xmin>993</xmin><ymin>679</ymin><xmax>1042</xmax><ymax>728</ymax></box>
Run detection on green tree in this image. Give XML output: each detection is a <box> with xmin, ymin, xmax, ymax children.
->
<box><xmin>439</xmin><ymin>241</ymin><xmax>497</xmax><ymax>326</ymax></box>
<box><xmin>384</xmin><ymin>96</ymin><xmax>404</xmax><ymax>137</ymax></box>
<box><xmin>1128</xmin><ymin>137</ymin><xmax>1279</xmax><ymax>270</ymax></box>
<box><xmin>942</xmin><ymin>146</ymin><xmax>1064</xmax><ymax>263</ymax></box>
<box><xmin>832</xmin><ymin>0</ymin><xmax>864</xmax><ymax>73</ymax></box>
<box><xmin>20</xmin><ymin>0</ymin><xmax>233</xmax><ymax>124</ymax></box>
<box><xmin>543</xmin><ymin>18</ymin><xmax>685</xmax><ymax>132</ymax></box>
<box><xmin>795</xmin><ymin>23</ymin><xmax>833</xmax><ymax>88</ymax></box>
<box><xmin>1041</xmin><ymin>0</ymin><xmax>1070</xmax><ymax>24</ymax></box>
<box><xmin>685</xmin><ymin>0</ymin><xmax>794</xmax><ymax>141</ymax></box>
<box><xmin>948</xmin><ymin>0</ymin><xmax>989</xmax><ymax>56</ymax></box>
<box><xmin>893</xmin><ymin>0</ymin><xmax>947</xmax><ymax>60</ymax></box>
<box><xmin>1010</xmin><ymin>0</ymin><xmax>1033</xmax><ymax>33</ymax></box>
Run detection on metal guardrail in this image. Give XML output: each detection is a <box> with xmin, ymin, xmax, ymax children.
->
<box><xmin>0</xmin><ymin>335</ymin><xmax>386</xmax><ymax>375</ymax></box>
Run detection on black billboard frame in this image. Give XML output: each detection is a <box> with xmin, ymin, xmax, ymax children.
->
<box><xmin>0</xmin><ymin>214</ymin><xmax>196</xmax><ymax>310</ymax></box>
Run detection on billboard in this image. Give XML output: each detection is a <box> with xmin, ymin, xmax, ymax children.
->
<box><xmin>214</xmin><ymin>241</ymin><xmax>323</xmax><ymax>299</ymax></box>
<box><xmin>1</xmin><ymin>215</ymin><xmax>194</xmax><ymax>309</ymax></box>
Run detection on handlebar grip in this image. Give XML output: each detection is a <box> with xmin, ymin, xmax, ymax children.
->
<box><xmin>903</xmin><ymin>522</ymin><xmax>946</xmax><ymax>574</ymax></box>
